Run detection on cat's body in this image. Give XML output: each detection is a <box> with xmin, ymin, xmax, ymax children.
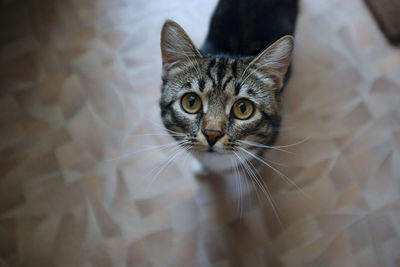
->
<box><xmin>160</xmin><ymin>0</ymin><xmax>298</xmax><ymax>175</ymax></box>
<box><xmin>202</xmin><ymin>0</ymin><xmax>298</xmax><ymax>57</ymax></box>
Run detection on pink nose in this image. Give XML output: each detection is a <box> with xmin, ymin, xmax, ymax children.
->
<box><xmin>202</xmin><ymin>129</ymin><xmax>224</xmax><ymax>147</ymax></box>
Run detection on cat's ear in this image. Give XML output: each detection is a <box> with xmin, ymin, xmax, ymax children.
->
<box><xmin>249</xmin><ymin>35</ymin><xmax>294</xmax><ymax>90</ymax></box>
<box><xmin>161</xmin><ymin>20</ymin><xmax>202</xmax><ymax>72</ymax></box>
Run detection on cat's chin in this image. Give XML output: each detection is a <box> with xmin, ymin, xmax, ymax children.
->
<box><xmin>190</xmin><ymin>156</ymin><xmax>212</xmax><ymax>177</ymax></box>
<box><xmin>193</xmin><ymin>146</ymin><xmax>226</xmax><ymax>154</ymax></box>
<box><xmin>190</xmin><ymin>150</ymin><xmax>240</xmax><ymax>176</ymax></box>
<box><xmin>204</xmin><ymin>149</ymin><xmax>222</xmax><ymax>154</ymax></box>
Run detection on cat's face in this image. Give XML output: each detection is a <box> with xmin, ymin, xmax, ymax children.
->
<box><xmin>160</xmin><ymin>21</ymin><xmax>293</xmax><ymax>155</ymax></box>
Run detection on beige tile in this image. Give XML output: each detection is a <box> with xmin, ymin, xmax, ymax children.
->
<box><xmin>368</xmin><ymin>214</ymin><xmax>397</xmax><ymax>246</ymax></box>
<box><xmin>0</xmin><ymin>53</ymin><xmax>38</xmax><ymax>82</ymax></box>
<box><xmin>52</xmin><ymin>214</ymin><xmax>90</xmax><ymax>267</ymax></box>
<box><xmin>0</xmin><ymin>123</ymin><xmax>25</xmax><ymax>151</ymax></box>
<box><xmin>67</xmin><ymin>104</ymin><xmax>104</xmax><ymax>159</ymax></box>
<box><xmin>371</xmin><ymin>76</ymin><xmax>400</xmax><ymax>94</ymax></box>
<box><xmin>335</xmin><ymin>185</ymin><xmax>367</xmax><ymax>211</ymax></box>
<box><xmin>0</xmin><ymin>95</ymin><xmax>28</xmax><ymax>124</ymax></box>
<box><xmin>83</xmin><ymin>175</ymin><xmax>121</xmax><ymax>238</ymax></box>
<box><xmin>346</xmin><ymin>150</ymin><xmax>378</xmax><ymax>187</ymax></box>
<box><xmin>326</xmin><ymin>232</ymin><xmax>355</xmax><ymax>267</ymax></box>
<box><xmin>172</xmin><ymin>229</ymin><xmax>198</xmax><ymax>267</ymax></box>
<box><xmin>365</xmin><ymin>152</ymin><xmax>399</xmax><ymax>209</ymax></box>
<box><xmin>126</xmin><ymin>240</ymin><xmax>148</xmax><ymax>266</ymax></box>
<box><xmin>39</xmin><ymin>72</ymin><xmax>67</xmax><ymax>105</ymax></box>
<box><xmin>0</xmin><ymin>219</ymin><xmax>16</xmax><ymax>258</ymax></box>
<box><xmin>329</xmin><ymin>157</ymin><xmax>356</xmax><ymax>191</ymax></box>
<box><xmin>142</xmin><ymin>228</ymin><xmax>173</xmax><ymax>267</ymax></box>
<box><xmin>21</xmin><ymin>121</ymin><xmax>49</xmax><ymax>137</ymax></box>
<box><xmin>274</xmin><ymin>217</ymin><xmax>322</xmax><ymax>253</ymax></box>
<box><xmin>101</xmin><ymin>30</ymin><xmax>129</xmax><ymax>50</ymax></box>
<box><xmin>316</xmin><ymin>214</ymin><xmax>358</xmax><ymax>235</ymax></box>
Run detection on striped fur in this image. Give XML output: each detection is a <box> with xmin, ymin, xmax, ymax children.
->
<box><xmin>159</xmin><ymin>7</ymin><xmax>296</xmax><ymax>172</ymax></box>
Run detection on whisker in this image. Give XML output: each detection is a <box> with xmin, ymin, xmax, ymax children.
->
<box><xmin>240</xmin><ymin>137</ymin><xmax>311</xmax><ymax>153</ymax></box>
<box><xmin>233</xmin><ymin>151</ymin><xmax>262</xmax><ymax>203</ymax></box>
<box><xmin>239</xmin><ymin>140</ymin><xmax>293</xmax><ymax>154</ymax></box>
<box><xmin>269</xmin><ymin>137</ymin><xmax>310</xmax><ymax>149</ymax></box>
<box><xmin>182</xmin><ymin>145</ymin><xmax>193</xmax><ymax>167</ymax></box>
<box><xmin>246</xmin><ymin>156</ymin><xmax>283</xmax><ymax>227</ymax></box>
<box><xmin>238</xmin><ymin>147</ymin><xmax>309</xmax><ymax>198</ymax></box>
<box><xmin>131</xmin><ymin>133</ymin><xmax>186</xmax><ymax>137</ymax></box>
<box><xmin>255</xmin><ymin>153</ymin><xmax>289</xmax><ymax>167</ymax></box>
<box><xmin>232</xmin><ymin>153</ymin><xmax>252</xmax><ymax>217</ymax></box>
<box><xmin>235</xmin><ymin>151</ymin><xmax>283</xmax><ymax>227</ymax></box>
<box><xmin>144</xmin><ymin>143</ymin><xmax>191</xmax><ymax>193</ymax></box>
<box><xmin>104</xmin><ymin>140</ymin><xmax>186</xmax><ymax>162</ymax></box>
<box><xmin>142</xmin><ymin>150</ymin><xmax>183</xmax><ymax>193</ymax></box>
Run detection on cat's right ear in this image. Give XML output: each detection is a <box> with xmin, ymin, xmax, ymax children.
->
<box><xmin>161</xmin><ymin>20</ymin><xmax>202</xmax><ymax>72</ymax></box>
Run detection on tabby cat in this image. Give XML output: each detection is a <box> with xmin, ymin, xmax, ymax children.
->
<box><xmin>160</xmin><ymin>0</ymin><xmax>298</xmax><ymax>175</ymax></box>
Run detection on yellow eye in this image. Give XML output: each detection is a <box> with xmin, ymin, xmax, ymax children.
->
<box><xmin>232</xmin><ymin>99</ymin><xmax>254</xmax><ymax>120</ymax></box>
<box><xmin>181</xmin><ymin>93</ymin><xmax>202</xmax><ymax>114</ymax></box>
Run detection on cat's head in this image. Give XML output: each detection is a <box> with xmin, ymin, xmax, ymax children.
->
<box><xmin>159</xmin><ymin>20</ymin><xmax>293</xmax><ymax>155</ymax></box>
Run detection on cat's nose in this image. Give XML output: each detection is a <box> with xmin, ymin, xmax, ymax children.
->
<box><xmin>202</xmin><ymin>129</ymin><xmax>224</xmax><ymax>147</ymax></box>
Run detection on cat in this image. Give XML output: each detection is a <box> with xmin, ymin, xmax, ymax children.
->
<box><xmin>159</xmin><ymin>0</ymin><xmax>298</xmax><ymax>175</ymax></box>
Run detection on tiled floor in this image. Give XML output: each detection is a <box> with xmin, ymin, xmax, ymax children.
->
<box><xmin>1</xmin><ymin>0</ymin><xmax>400</xmax><ymax>266</ymax></box>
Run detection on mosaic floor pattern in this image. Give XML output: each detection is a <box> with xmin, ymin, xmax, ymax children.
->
<box><xmin>1</xmin><ymin>0</ymin><xmax>400</xmax><ymax>266</ymax></box>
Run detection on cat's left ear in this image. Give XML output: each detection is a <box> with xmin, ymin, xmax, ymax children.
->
<box><xmin>161</xmin><ymin>20</ymin><xmax>202</xmax><ymax>73</ymax></box>
<box><xmin>249</xmin><ymin>35</ymin><xmax>294</xmax><ymax>90</ymax></box>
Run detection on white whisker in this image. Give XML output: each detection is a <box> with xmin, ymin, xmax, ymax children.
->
<box><xmin>235</xmin><ymin>150</ymin><xmax>282</xmax><ymax>227</ymax></box>
<box><xmin>269</xmin><ymin>137</ymin><xmax>310</xmax><ymax>149</ymax></box>
<box><xmin>238</xmin><ymin>147</ymin><xmax>309</xmax><ymax>198</ymax></box>
<box><xmin>240</xmin><ymin>137</ymin><xmax>311</xmax><ymax>153</ymax></box>
<box><xmin>233</xmin><ymin>151</ymin><xmax>261</xmax><ymax>203</ymax></box>
<box><xmin>104</xmin><ymin>140</ymin><xmax>186</xmax><ymax>162</ymax></box>
<box><xmin>131</xmin><ymin>133</ymin><xmax>186</xmax><ymax>137</ymax></box>
<box><xmin>182</xmin><ymin>145</ymin><xmax>193</xmax><ymax>167</ymax></box>
<box><xmin>232</xmin><ymin>153</ymin><xmax>253</xmax><ymax>217</ymax></box>
<box><xmin>239</xmin><ymin>140</ymin><xmax>293</xmax><ymax>154</ymax></box>
<box><xmin>144</xmin><ymin>144</ymin><xmax>191</xmax><ymax>193</ymax></box>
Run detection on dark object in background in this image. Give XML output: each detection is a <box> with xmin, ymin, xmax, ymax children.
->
<box><xmin>201</xmin><ymin>0</ymin><xmax>298</xmax><ymax>56</ymax></box>
<box><xmin>364</xmin><ymin>0</ymin><xmax>400</xmax><ymax>45</ymax></box>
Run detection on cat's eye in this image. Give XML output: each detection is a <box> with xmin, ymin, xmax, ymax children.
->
<box><xmin>232</xmin><ymin>99</ymin><xmax>254</xmax><ymax>120</ymax></box>
<box><xmin>181</xmin><ymin>93</ymin><xmax>202</xmax><ymax>114</ymax></box>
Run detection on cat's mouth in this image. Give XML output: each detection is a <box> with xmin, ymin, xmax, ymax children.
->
<box><xmin>201</xmin><ymin>145</ymin><xmax>234</xmax><ymax>154</ymax></box>
<box><xmin>193</xmin><ymin>145</ymin><xmax>225</xmax><ymax>154</ymax></box>
<box><xmin>185</xmin><ymin>138</ymin><xmax>237</xmax><ymax>154</ymax></box>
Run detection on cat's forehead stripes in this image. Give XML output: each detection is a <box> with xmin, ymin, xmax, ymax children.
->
<box><xmin>216</xmin><ymin>58</ymin><xmax>227</xmax><ymax>88</ymax></box>
<box><xmin>222</xmin><ymin>76</ymin><xmax>233</xmax><ymax>91</ymax></box>
<box><xmin>202</xmin><ymin>57</ymin><xmax>239</xmax><ymax>94</ymax></box>
<box><xmin>231</xmin><ymin>60</ymin><xmax>238</xmax><ymax>78</ymax></box>
<box><xmin>206</xmin><ymin>58</ymin><xmax>217</xmax><ymax>88</ymax></box>
<box><xmin>198</xmin><ymin>78</ymin><xmax>205</xmax><ymax>92</ymax></box>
